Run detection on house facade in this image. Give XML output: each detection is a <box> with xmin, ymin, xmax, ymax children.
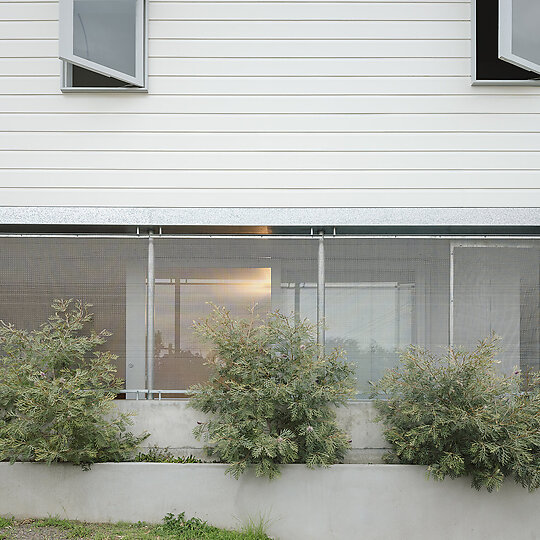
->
<box><xmin>0</xmin><ymin>0</ymin><xmax>538</xmax><ymax>449</ymax></box>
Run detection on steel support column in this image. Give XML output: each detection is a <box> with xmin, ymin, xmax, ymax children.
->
<box><xmin>317</xmin><ymin>231</ymin><xmax>325</xmax><ymax>347</ymax></box>
<box><xmin>146</xmin><ymin>231</ymin><xmax>155</xmax><ymax>399</ymax></box>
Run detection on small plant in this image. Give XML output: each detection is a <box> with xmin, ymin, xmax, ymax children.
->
<box><xmin>0</xmin><ymin>299</ymin><xmax>148</xmax><ymax>468</ymax></box>
<box><xmin>134</xmin><ymin>445</ymin><xmax>203</xmax><ymax>463</ymax></box>
<box><xmin>161</xmin><ymin>512</ymin><xmax>214</xmax><ymax>537</ymax></box>
<box><xmin>372</xmin><ymin>336</ymin><xmax>540</xmax><ymax>492</ymax></box>
<box><xmin>240</xmin><ymin>515</ymin><xmax>272</xmax><ymax>539</ymax></box>
<box><xmin>160</xmin><ymin>513</ymin><xmax>271</xmax><ymax>539</ymax></box>
<box><xmin>190</xmin><ymin>306</ymin><xmax>356</xmax><ymax>479</ymax></box>
<box><xmin>0</xmin><ymin>517</ymin><xmax>13</xmax><ymax>529</ymax></box>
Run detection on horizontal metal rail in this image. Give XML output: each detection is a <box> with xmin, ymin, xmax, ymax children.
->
<box><xmin>0</xmin><ymin>233</ymin><xmax>537</xmax><ymax>240</ymax></box>
<box><xmin>114</xmin><ymin>389</ymin><xmax>196</xmax><ymax>400</ymax></box>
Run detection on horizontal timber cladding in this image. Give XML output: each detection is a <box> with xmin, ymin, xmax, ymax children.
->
<box><xmin>0</xmin><ymin>2</ymin><xmax>471</xmax><ymax>21</ymax></box>
<box><xmin>0</xmin><ymin>0</ymin><xmax>539</xmax><ymax>208</ymax></box>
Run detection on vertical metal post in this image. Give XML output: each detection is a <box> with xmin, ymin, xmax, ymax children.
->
<box><xmin>146</xmin><ymin>231</ymin><xmax>155</xmax><ymax>399</ymax></box>
<box><xmin>317</xmin><ymin>231</ymin><xmax>325</xmax><ymax>347</ymax></box>
<box><xmin>174</xmin><ymin>278</ymin><xmax>181</xmax><ymax>354</ymax></box>
<box><xmin>294</xmin><ymin>283</ymin><xmax>300</xmax><ymax>325</ymax></box>
<box><xmin>395</xmin><ymin>284</ymin><xmax>401</xmax><ymax>349</ymax></box>
<box><xmin>449</xmin><ymin>242</ymin><xmax>455</xmax><ymax>348</ymax></box>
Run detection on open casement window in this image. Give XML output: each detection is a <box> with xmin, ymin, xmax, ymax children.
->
<box><xmin>473</xmin><ymin>0</ymin><xmax>540</xmax><ymax>84</ymax></box>
<box><xmin>59</xmin><ymin>0</ymin><xmax>146</xmax><ymax>90</ymax></box>
<box><xmin>499</xmin><ymin>0</ymin><xmax>540</xmax><ymax>75</ymax></box>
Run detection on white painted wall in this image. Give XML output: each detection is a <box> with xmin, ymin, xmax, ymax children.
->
<box><xmin>115</xmin><ymin>400</ymin><xmax>391</xmax><ymax>463</ymax></box>
<box><xmin>0</xmin><ymin>0</ymin><xmax>539</xmax><ymax>208</ymax></box>
<box><xmin>3</xmin><ymin>462</ymin><xmax>540</xmax><ymax>540</ymax></box>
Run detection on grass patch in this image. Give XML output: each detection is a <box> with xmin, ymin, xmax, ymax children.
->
<box><xmin>240</xmin><ymin>515</ymin><xmax>271</xmax><ymax>539</ymax></box>
<box><xmin>34</xmin><ymin>517</ymin><xmax>92</xmax><ymax>538</ymax></box>
<box><xmin>0</xmin><ymin>514</ymin><xmax>271</xmax><ymax>539</ymax></box>
<box><xmin>0</xmin><ymin>518</ymin><xmax>13</xmax><ymax>528</ymax></box>
<box><xmin>0</xmin><ymin>517</ymin><xmax>14</xmax><ymax>540</ymax></box>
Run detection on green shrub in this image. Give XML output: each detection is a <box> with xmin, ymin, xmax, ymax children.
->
<box><xmin>0</xmin><ymin>299</ymin><xmax>148</xmax><ymax>468</ymax></box>
<box><xmin>189</xmin><ymin>306</ymin><xmax>356</xmax><ymax>479</ymax></box>
<box><xmin>134</xmin><ymin>445</ymin><xmax>203</xmax><ymax>463</ymax></box>
<box><xmin>372</xmin><ymin>336</ymin><xmax>540</xmax><ymax>492</ymax></box>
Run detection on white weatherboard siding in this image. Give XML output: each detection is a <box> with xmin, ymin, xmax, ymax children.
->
<box><xmin>0</xmin><ymin>0</ymin><xmax>539</xmax><ymax>208</ymax></box>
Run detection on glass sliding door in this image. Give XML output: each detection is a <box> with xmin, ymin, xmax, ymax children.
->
<box><xmin>154</xmin><ymin>267</ymin><xmax>272</xmax><ymax>390</ymax></box>
<box><xmin>324</xmin><ymin>239</ymin><xmax>450</xmax><ymax>396</ymax></box>
<box><xmin>325</xmin><ymin>281</ymin><xmax>414</xmax><ymax>393</ymax></box>
<box><xmin>0</xmin><ymin>235</ymin><xmax>537</xmax><ymax>399</ymax></box>
<box><xmin>153</xmin><ymin>238</ymin><xmax>317</xmax><ymax>392</ymax></box>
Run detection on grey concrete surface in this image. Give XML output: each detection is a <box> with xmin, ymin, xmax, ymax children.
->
<box><xmin>2</xmin><ymin>462</ymin><xmax>540</xmax><ymax>540</ymax></box>
<box><xmin>115</xmin><ymin>399</ymin><xmax>390</xmax><ymax>463</ymax></box>
<box><xmin>0</xmin><ymin>207</ymin><xmax>539</xmax><ymax>226</ymax></box>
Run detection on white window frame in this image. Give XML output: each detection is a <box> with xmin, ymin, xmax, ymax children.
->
<box><xmin>59</xmin><ymin>0</ymin><xmax>148</xmax><ymax>92</ymax></box>
<box><xmin>471</xmin><ymin>0</ymin><xmax>540</xmax><ymax>86</ymax></box>
<box><xmin>498</xmin><ymin>0</ymin><xmax>540</xmax><ymax>76</ymax></box>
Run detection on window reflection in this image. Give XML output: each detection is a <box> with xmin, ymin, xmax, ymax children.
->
<box><xmin>282</xmin><ymin>281</ymin><xmax>414</xmax><ymax>397</ymax></box>
<box><xmin>154</xmin><ymin>268</ymin><xmax>272</xmax><ymax>390</ymax></box>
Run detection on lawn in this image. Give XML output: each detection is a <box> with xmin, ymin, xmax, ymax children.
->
<box><xmin>0</xmin><ymin>514</ymin><xmax>271</xmax><ymax>540</ymax></box>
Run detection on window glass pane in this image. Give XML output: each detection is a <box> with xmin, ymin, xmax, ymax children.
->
<box><xmin>325</xmin><ymin>239</ymin><xmax>450</xmax><ymax>397</ymax></box>
<box><xmin>154</xmin><ymin>239</ymin><xmax>318</xmax><ymax>391</ymax></box>
<box><xmin>511</xmin><ymin>0</ymin><xmax>540</xmax><ymax>66</ymax></box>
<box><xmin>0</xmin><ymin>238</ymin><xmax>148</xmax><ymax>390</ymax></box>
<box><xmin>155</xmin><ymin>268</ymin><xmax>273</xmax><ymax>390</ymax></box>
<box><xmin>73</xmin><ymin>0</ymin><xmax>137</xmax><ymax>77</ymax></box>
<box><xmin>71</xmin><ymin>64</ymin><xmax>134</xmax><ymax>88</ymax></box>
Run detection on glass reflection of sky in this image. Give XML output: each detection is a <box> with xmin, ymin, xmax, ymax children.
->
<box><xmin>155</xmin><ymin>267</ymin><xmax>272</xmax><ymax>359</ymax></box>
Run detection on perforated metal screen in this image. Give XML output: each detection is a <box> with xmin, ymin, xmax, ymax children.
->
<box><xmin>0</xmin><ymin>238</ymin><xmax>148</xmax><ymax>386</ymax></box>
<box><xmin>453</xmin><ymin>242</ymin><xmax>540</xmax><ymax>375</ymax></box>
<box><xmin>0</xmin><ymin>235</ymin><xmax>538</xmax><ymax>398</ymax></box>
<box><xmin>324</xmin><ymin>239</ymin><xmax>451</xmax><ymax>396</ymax></box>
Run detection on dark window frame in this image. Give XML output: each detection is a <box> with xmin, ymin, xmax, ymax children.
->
<box><xmin>472</xmin><ymin>0</ymin><xmax>540</xmax><ymax>85</ymax></box>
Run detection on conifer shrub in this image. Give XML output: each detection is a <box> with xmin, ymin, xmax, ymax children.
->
<box><xmin>372</xmin><ymin>336</ymin><xmax>540</xmax><ymax>492</ymax></box>
<box><xmin>0</xmin><ymin>299</ymin><xmax>148</xmax><ymax>468</ymax></box>
<box><xmin>189</xmin><ymin>306</ymin><xmax>356</xmax><ymax>479</ymax></box>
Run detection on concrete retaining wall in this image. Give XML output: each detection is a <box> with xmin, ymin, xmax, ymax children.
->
<box><xmin>115</xmin><ymin>399</ymin><xmax>390</xmax><ymax>463</ymax></box>
<box><xmin>1</xmin><ymin>462</ymin><xmax>539</xmax><ymax>540</ymax></box>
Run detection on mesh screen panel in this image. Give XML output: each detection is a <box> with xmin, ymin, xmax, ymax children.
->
<box><xmin>0</xmin><ymin>238</ymin><xmax>148</xmax><ymax>387</ymax></box>
<box><xmin>0</xmin><ymin>236</ymin><xmax>537</xmax><ymax>398</ymax></box>
<box><xmin>153</xmin><ymin>238</ymin><xmax>318</xmax><ymax>390</ymax></box>
<box><xmin>453</xmin><ymin>242</ymin><xmax>540</xmax><ymax>374</ymax></box>
<box><xmin>325</xmin><ymin>239</ymin><xmax>451</xmax><ymax>396</ymax></box>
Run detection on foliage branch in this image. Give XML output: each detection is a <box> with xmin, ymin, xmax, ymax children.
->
<box><xmin>372</xmin><ymin>336</ymin><xmax>540</xmax><ymax>491</ymax></box>
<box><xmin>190</xmin><ymin>306</ymin><xmax>356</xmax><ymax>479</ymax></box>
<box><xmin>0</xmin><ymin>299</ymin><xmax>147</xmax><ymax>468</ymax></box>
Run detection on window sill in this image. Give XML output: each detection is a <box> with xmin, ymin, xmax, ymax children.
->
<box><xmin>61</xmin><ymin>86</ymin><xmax>148</xmax><ymax>93</ymax></box>
<box><xmin>472</xmin><ymin>78</ymin><xmax>540</xmax><ymax>86</ymax></box>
